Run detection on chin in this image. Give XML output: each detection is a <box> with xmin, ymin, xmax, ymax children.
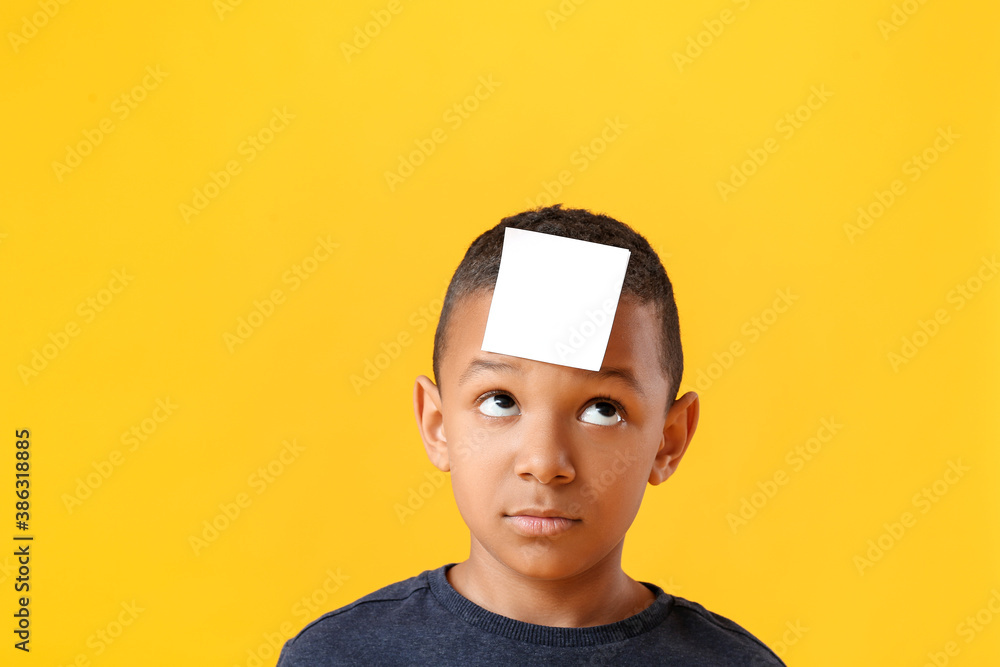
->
<box><xmin>506</xmin><ymin>544</ymin><xmax>586</xmax><ymax>580</ymax></box>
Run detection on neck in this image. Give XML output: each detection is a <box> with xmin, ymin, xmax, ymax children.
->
<box><xmin>446</xmin><ymin>539</ymin><xmax>655</xmax><ymax>628</ymax></box>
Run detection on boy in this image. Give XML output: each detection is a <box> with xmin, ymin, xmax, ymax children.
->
<box><xmin>277</xmin><ymin>205</ymin><xmax>784</xmax><ymax>665</ymax></box>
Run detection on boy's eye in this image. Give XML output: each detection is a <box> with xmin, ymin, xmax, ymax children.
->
<box><xmin>580</xmin><ymin>401</ymin><xmax>623</xmax><ymax>426</ymax></box>
<box><xmin>478</xmin><ymin>393</ymin><xmax>520</xmax><ymax>417</ymax></box>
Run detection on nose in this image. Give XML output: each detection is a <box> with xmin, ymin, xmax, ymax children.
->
<box><xmin>513</xmin><ymin>413</ymin><xmax>576</xmax><ymax>485</ymax></box>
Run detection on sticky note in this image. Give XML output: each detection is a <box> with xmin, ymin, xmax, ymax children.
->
<box><xmin>481</xmin><ymin>227</ymin><xmax>631</xmax><ymax>371</ymax></box>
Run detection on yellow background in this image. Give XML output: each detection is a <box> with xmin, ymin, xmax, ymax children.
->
<box><xmin>2</xmin><ymin>0</ymin><xmax>998</xmax><ymax>664</ymax></box>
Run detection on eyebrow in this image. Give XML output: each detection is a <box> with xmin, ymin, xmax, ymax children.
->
<box><xmin>458</xmin><ymin>359</ymin><xmax>521</xmax><ymax>388</ymax></box>
<box><xmin>594</xmin><ymin>366</ymin><xmax>646</xmax><ymax>400</ymax></box>
<box><xmin>457</xmin><ymin>358</ymin><xmax>646</xmax><ymax>399</ymax></box>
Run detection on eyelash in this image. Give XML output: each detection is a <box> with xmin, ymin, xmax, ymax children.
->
<box><xmin>476</xmin><ymin>389</ymin><xmax>628</xmax><ymax>420</ymax></box>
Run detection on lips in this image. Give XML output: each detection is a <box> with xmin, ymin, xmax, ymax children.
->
<box><xmin>507</xmin><ymin>508</ymin><xmax>578</xmax><ymax>519</ymax></box>
<box><xmin>505</xmin><ymin>509</ymin><xmax>580</xmax><ymax>537</ymax></box>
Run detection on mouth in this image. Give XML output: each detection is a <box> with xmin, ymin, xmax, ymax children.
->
<box><xmin>507</xmin><ymin>508</ymin><xmax>578</xmax><ymax>520</ymax></box>
<box><xmin>504</xmin><ymin>511</ymin><xmax>581</xmax><ymax>537</ymax></box>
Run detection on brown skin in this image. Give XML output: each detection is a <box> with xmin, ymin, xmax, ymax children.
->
<box><xmin>413</xmin><ymin>292</ymin><xmax>699</xmax><ymax>628</ymax></box>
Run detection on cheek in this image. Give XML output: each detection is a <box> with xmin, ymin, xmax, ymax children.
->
<box><xmin>446</xmin><ymin>417</ymin><xmax>497</xmax><ymax>464</ymax></box>
<box><xmin>448</xmin><ymin>439</ymin><xmax>500</xmax><ymax>509</ymax></box>
<box><xmin>448</xmin><ymin>472</ymin><xmax>488</xmax><ymax>531</ymax></box>
<box><xmin>582</xmin><ymin>446</ymin><xmax>650</xmax><ymax>513</ymax></box>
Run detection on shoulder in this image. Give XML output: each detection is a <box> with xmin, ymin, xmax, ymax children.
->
<box><xmin>661</xmin><ymin>594</ymin><xmax>785</xmax><ymax>665</ymax></box>
<box><xmin>277</xmin><ymin>568</ymin><xmax>435</xmax><ymax>666</ymax></box>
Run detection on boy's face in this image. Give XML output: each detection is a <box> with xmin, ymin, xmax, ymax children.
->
<box><xmin>414</xmin><ymin>291</ymin><xmax>698</xmax><ymax>581</ymax></box>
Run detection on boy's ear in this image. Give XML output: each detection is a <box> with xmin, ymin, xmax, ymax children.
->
<box><xmin>649</xmin><ymin>391</ymin><xmax>699</xmax><ymax>486</ymax></box>
<box><xmin>413</xmin><ymin>375</ymin><xmax>450</xmax><ymax>472</ymax></box>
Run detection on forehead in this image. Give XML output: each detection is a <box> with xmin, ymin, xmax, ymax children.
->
<box><xmin>441</xmin><ymin>291</ymin><xmax>668</xmax><ymax>397</ymax></box>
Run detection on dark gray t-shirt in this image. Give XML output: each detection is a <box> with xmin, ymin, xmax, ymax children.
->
<box><xmin>277</xmin><ymin>563</ymin><xmax>785</xmax><ymax>666</ymax></box>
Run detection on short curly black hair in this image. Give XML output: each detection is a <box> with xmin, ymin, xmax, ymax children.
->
<box><xmin>433</xmin><ymin>204</ymin><xmax>684</xmax><ymax>407</ymax></box>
